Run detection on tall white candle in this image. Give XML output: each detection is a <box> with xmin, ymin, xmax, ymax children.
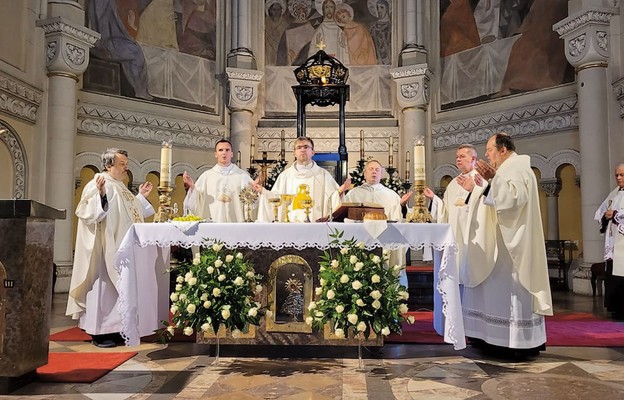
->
<box><xmin>160</xmin><ymin>141</ymin><xmax>172</xmax><ymax>187</ymax></box>
<box><xmin>413</xmin><ymin>141</ymin><xmax>425</xmax><ymax>181</ymax></box>
<box><xmin>388</xmin><ymin>136</ymin><xmax>393</xmax><ymax>167</ymax></box>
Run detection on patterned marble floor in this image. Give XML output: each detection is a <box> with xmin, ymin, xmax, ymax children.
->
<box><xmin>5</xmin><ymin>292</ymin><xmax>624</xmax><ymax>400</ymax></box>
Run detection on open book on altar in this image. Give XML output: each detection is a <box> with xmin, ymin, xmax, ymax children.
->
<box><xmin>329</xmin><ymin>202</ymin><xmax>385</xmax><ymax>222</ymax></box>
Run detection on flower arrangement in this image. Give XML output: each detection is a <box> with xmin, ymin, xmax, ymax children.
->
<box><xmin>265</xmin><ymin>159</ymin><xmax>288</xmax><ymax>191</ymax></box>
<box><xmin>161</xmin><ymin>242</ymin><xmax>267</xmax><ymax>339</ymax></box>
<box><xmin>307</xmin><ymin>230</ymin><xmax>414</xmax><ymax>340</ymax></box>
<box><xmin>382</xmin><ymin>166</ymin><xmax>411</xmax><ymax>196</ymax></box>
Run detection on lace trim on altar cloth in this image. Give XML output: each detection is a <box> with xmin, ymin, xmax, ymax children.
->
<box><xmin>435</xmin><ymin>242</ymin><xmax>462</xmax><ymax>349</ymax></box>
<box><xmin>130</xmin><ymin>239</ymin><xmax>458</xmax><ymax>252</ymax></box>
<box><xmin>116</xmin><ymin>255</ymin><xmax>141</xmax><ymax>346</ymax></box>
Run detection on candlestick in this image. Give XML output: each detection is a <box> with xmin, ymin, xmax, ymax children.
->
<box><xmin>405</xmin><ymin>151</ymin><xmax>410</xmax><ymax>180</ymax></box>
<box><xmin>406</xmin><ymin>136</ymin><xmax>431</xmax><ymax>223</ymax></box>
<box><xmin>250</xmin><ymin>134</ymin><xmax>255</xmax><ymax>165</ymax></box>
<box><xmin>388</xmin><ymin>136</ymin><xmax>393</xmax><ymax>167</ymax></box>
<box><xmin>160</xmin><ymin>140</ymin><xmax>172</xmax><ymax>187</ymax></box>
<box><xmin>237</xmin><ymin>151</ymin><xmax>241</xmax><ymax>167</ymax></box>
<box><xmin>359</xmin><ymin>130</ymin><xmax>364</xmax><ymax>159</ymax></box>
<box><xmin>280</xmin><ymin>130</ymin><xmax>286</xmax><ymax>161</ymax></box>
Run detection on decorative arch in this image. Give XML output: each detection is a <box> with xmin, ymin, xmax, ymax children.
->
<box><xmin>433</xmin><ymin>164</ymin><xmax>457</xmax><ymax>186</ymax></box>
<box><xmin>0</xmin><ymin>121</ymin><xmax>28</xmax><ymax>199</ymax></box>
<box><xmin>530</xmin><ymin>150</ymin><xmax>581</xmax><ymax>180</ymax></box>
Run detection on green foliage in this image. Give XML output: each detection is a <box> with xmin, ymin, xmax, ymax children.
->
<box><xmin>306</xmin><ymin>229</ymin><xmax>413</xmax><ymax>340</ymax></box>
<box><xmin>159</xmin><ymin>242</ymin><xmax>266</xmax><ymax>340</ymax></box>
<box><xmin>382</xmin><ymin>166</ymin><xmax>411</xmax><ymax>196</ymax></box>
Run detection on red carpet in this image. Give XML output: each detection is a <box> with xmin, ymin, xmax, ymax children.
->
<box><xmin>386</xmin><ymin>311</ymin><xmax>624</xmax><ymax>347</ymax></box>
<box><xmin>49</xmin><ymin>326</ymin><xmax>92</xmax><ymax>342</ymax></box>
<box><xmin>37</xmin><ymin>352</ymin><xmax>137</xmax><ymax>383</ymax></box>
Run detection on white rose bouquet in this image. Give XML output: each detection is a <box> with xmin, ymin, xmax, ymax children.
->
<box><xmin>307</xmin><ymin>230</ymin><xmax>413</xmax><ymax>340</ymax></box>
<box><xmin>161</xmin><ymin>242</ymin><xmax>266</xmax><ymax>340</ymax></box>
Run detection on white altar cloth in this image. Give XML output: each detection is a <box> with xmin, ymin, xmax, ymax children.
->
<box><xmin>115</xmin><ymin>222</ymin><xmax>465</xmax><ymax>349</ymax></box>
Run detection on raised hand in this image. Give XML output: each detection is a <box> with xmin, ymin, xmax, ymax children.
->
<box><xmin>340</xmin><ymin>176</ymin><xmax>352</xmax><ymax>194</ymax></box>
<box><xmin>96</xmin><ymin>174</ymin><xmax>106</xmax><ymax>196</ymax></box>
<box><xmin>400</xmin><ymin>190</ymin><xmax>413</xmax><ymax>206</ymax></box>
<box><xmin>182</xmin><ymin>171</ymin><xmax>195</xmax><ymax>190</ymax></box>
<box><xmin>476</xmin><ymin>159</ymin><xmax>496</xmax><ymax>181</ymax></box>
<box><xmin>139</xmin><ymin>181</ymin><xmax>153</xmax><ymax>196</ymax></box>
<box><xmin>423</xmin><ymin>187</ymin><xmax>435</xmax><ymax>200</ymax></box>
<box><xmin>457</xmin><ymin>174</ymin><xmax>475</xmax><ymax>192</ymax></box>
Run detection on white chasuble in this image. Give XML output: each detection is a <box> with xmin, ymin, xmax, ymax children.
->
<box><xmin>67</xmin><ymin>173</ymin><xmax>154</xmax><ymax>335</ymax></box>
<box><xmin>343</xmin><ymin>183</ymin><xmax>403</xmax><ymax>221</ymax></box>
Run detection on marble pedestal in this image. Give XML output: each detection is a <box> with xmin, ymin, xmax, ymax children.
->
<box><xmin>0</xmin><ymin>200</ymin><xmax>65</xmax><ymax>394</ymax></box>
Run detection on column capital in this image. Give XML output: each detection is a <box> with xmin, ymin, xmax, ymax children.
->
<box><xmin>540</xmin><ymin>178</ymin><xmax>562</xmax><ymax>197</ymax></box>
<box><xmin>225</xmin><ymin>67</ymin><xmax>264</xmax><ymax>113</ymax></box>
<box><xmin>389</xmin><ymin>64</ymin><xmax>432</xmax><ymax>110</ymax></box>
<box><xmin>612</xmin><ymin>76</ymin><xmax>624</xmax><ymax>118</ymax></box>
<box><xmin>36</xmin><ymin>17</ymin><xmax>100</xmax><ymax>79</ymax></box>
<box><xmin>553</xmin><ymin>7</ymin><xmax>618</xmax><ymax>69</ymax></box>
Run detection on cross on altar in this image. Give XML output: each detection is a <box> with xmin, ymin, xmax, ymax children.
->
<box><xmin>315</xmin><ymin>39</ymin><xmax>326</xmax><ymax>51</ymax></box>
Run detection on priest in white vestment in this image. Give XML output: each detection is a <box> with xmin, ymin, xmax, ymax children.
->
<box><xmin>67</xmin><ymin>148</ymin><xmax>154</xmax><ymax>347</ymax></box>
<box><xmin>594</xmin><ymin>163</ymin><xmax>624</xmax><ymax>318</ymax></box>
<box><xmin>257</xmin><ymin>136</ymin><xmax>349</xmax><ymax>222</ymax></box>
<box><xmin>469</xmin><ymin>133</ymin><xmax>553</xmax><ymax>354</ymax></box>
<box><xmin>343</xmin><ymin>159</ymin><xmax>412</xmax><ymax>286</ymax></box>
<box><xmin>425</xmin><ymin>144</ymin><xmax>493</xmax><ymax>287</ymax></box>
<box><xmin>183</xmin><ymin>139</ymin><xmax>258</xmax><ymax>222</ymax></box>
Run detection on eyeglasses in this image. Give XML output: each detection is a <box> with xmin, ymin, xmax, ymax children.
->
<box><xmin>295</xmin><ymin>145</ymin><xmax>313</xmax><ymax>150</ymax></box>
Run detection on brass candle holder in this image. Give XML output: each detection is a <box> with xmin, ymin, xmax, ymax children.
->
<box><xmin>154</xmin><ymin>186</ymin><xmax>174</xmax><ymax>222</ymax></box>
<box><xmin>406</xmin><ymin>179</ymin><xmax>432</xmax><ymax>223</ymax></box>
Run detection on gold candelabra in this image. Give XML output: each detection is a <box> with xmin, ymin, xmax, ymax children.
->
<box><xmin>406</xmin><ymin>179</ymin><xmax>432</xmax><ymax>223</ymax></box>
<box><xmin>154</xmin><ymin>186</ymin><xmax>174</xmax><ymax>222</ymax></box>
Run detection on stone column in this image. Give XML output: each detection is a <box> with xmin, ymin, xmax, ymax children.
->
<box><xmin>553</xmin><ymin>3</ymin><xmax>617</xmax><ymax>294</ymax></box>
<box><xmin>36</xmin><ymin>3</ymin><xmax>99</xmax><ymax>274</ymax></box>
<box><xmin>541</xmin><ymin>178</ymin><xmax>562</xmax><ymax>240</ymax></box>
<box><xmin>399</xmin><ymin>1</ymin><xmax>427</xmax><ymax>66</ymax></box>
<box><xmin>389</xmin><ymin>64</ymin><xmax>431</xmax><ymax>184</ymax></box>
<box><xmin>226</xmin><ymin>68</ymin><xmax>263</xmax><ymax>169</ymax></box>
<box><xmin>227</xmin><ymin>0</ymin><xmax>255</xmax><ymax>69</ymax></box>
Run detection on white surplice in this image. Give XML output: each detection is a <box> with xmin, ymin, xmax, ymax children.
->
<box><xmin>257</xmin><ymin>161</ymin><xmax>341</xmax><ymax>222</ymax></box>
<box><xmin>462</xmin><ymin>153</ymin><xmax>552</xmax><ymax>349</ymax></box>
<box><xmin>67</xmin><ymin>172</ymin><xmax>154</xmax><ymax>335</ymax></box>
<box><xmin>595</xmin><ymin>187</ymin><xmax>624</xmax><ymax>276</ymax></box>
<box><xmin>430</xmin><ymin>169</ymin><xmax>495</xmax><ymax>287</ymax></box>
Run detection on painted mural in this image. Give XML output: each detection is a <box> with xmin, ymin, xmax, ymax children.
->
<box><xmin>84</xmin><ymin>0</ymin><xmax>217</xmax><ymax>110</ymax></box>
<box><xmin>439</xmin><ymin>0</ymin><xmax>573</xmax><ymax>107</ymax></box>
<box><xmin>265</xmin><ymin>0</ymin><xmax>392</xmax><ymax>67</ymax></box>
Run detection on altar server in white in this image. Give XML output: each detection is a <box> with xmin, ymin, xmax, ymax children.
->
<box><xmin>425</xmin><ymin>144</ymin><xmax>493</xmax><ymax>287</ymax></box>
<box><xmin>257</xmin><ymin>136</ymin><xmax>349</xmax><ymax>222</ymax></box>
<box><xmin>183</xmin><ymin>139</ymin><xmax>258</xmax><ymax>222</ymax></box>
<box><xmin>67</xmin><ymin>148</ymin><xmax>154</xmax><ymax>347</ymax></box>
<box><xmin>595</xmin><ymin>163</ymin><xmax>624</xmax><ymax>319</ymax></box>
<box><xmin>469</xmin><ymin>132</ymin><xmax>553</xmax><ymax>355</ymax></box>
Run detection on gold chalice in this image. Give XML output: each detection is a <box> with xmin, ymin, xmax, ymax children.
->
<box><xmin>280</xmin><ymin>194</ymin><xmax>294</xmax><ymax>223</ymax></box>
<box><xmin>268</xmin><ymin>196</ymin><xmax>282</xmax><ymax>223</ymax></box>
<box><xmin>300</xmin><ymin>198</ymin><xmax>314</xmax><ymax>223</ymax></box>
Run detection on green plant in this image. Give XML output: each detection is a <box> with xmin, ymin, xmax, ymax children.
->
<box><xmin>307</xmin><ymin>230</ymin><xmax>414</xmax><ymax>340</ymax></box>
<box><xmin>160</xmin><ymin>242</ymin><xmax>267</xmax><ymax>339</ymax></box>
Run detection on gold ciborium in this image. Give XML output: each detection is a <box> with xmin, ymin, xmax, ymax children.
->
<box><xmin>268</xmin><ymin>196</ymin><xmax>282</xmax><ymax>223</ymax></box>
<box><xmin>280</xmin><ymin>194</ymin><xmax>294</xmax><ymax>223</ymax></box>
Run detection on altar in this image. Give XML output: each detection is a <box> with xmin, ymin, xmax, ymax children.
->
<box><xmin>115</xmin><ymin>222</ymin><xmax>465</xmax><ymax>350</ymax></box>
